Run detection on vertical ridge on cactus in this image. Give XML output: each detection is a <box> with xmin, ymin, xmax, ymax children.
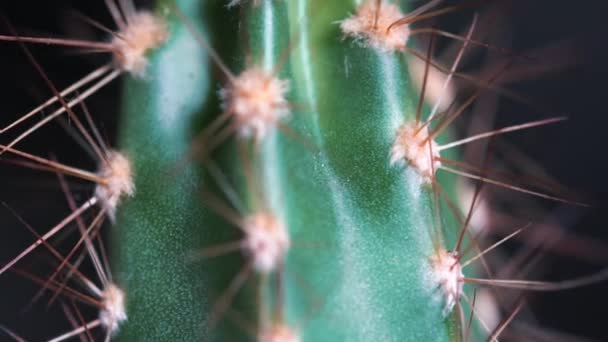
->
<box><xmin>112</xmin><ymin>0</ymin><xmax>221</xmax><ymax>340</ymax></box>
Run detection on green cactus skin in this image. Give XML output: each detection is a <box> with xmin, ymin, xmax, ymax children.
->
<box><xmin>279</xmin><ymin>0</ymin><xmax>460</xmax><ymax>340</ymax></box>
<box><xmin>112</xmin><ymin>1</ymin><xmax>214</xmax><ymax>340</ymax></box>
<box><xmin>113</xmin><ymin>0</ymin><xmax>469</xmax><ymax>341</ymax></box>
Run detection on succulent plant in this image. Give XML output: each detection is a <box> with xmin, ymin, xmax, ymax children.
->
<box><xmin>0</xmin><ymin>1</ymin><xmax>606</xmax><ymax>341</ymax></box>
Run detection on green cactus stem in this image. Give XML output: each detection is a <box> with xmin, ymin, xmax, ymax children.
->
<box><xmin>112</xmin><ymin>0</ymin><xmax>468</xmax><ymax>341</ymax></box>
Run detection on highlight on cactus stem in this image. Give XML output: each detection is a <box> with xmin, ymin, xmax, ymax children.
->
<box><xmin>0</xmin><ymin>0</ymin><xmax>607</xmax><ymax>341</ymax></box>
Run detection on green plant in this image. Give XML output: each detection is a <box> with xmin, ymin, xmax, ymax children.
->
<box><xmin>115</xmin><ymin>1</ymin><xmax>465</xmax><ymax>340</ymax></box>
<box><xmin>0</xmin><ymin>0</ymin><xmax>604</xmax><ymax>341</ymax></box>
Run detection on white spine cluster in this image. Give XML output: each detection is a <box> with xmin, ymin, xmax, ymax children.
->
<box><xmin>340</xmin><ymin>0</ymin><xmax>410</xmax><ymax>52</ymax></box>
<box><xmin>242</xmin><ymin>213</ymin><xmax>290</xmax><ymax>273</ymax></box>
<box><xmin>99</xmin><ymin>283</ymin><xmax>127</xmax><ymax>335</ymax></box>
<box><xmin>390</xmin><ymin>122</ymin><xmax>441</xmax><ymax>184</ymax></box>
<box><xmin>258</xmin><ymin>325</ymin><xmax>300</xmax><ymax>342</ymax></box>
<box><xmin>220</xmin><ymin>67</ymin><xmax>290</xmax><ymax>142</ymax></box>
<box><xmin>430</xmin><ymin>249</ymin><xmax>463</xmax><ymax>315</ymax></box>
<box><xmin>112</xmin><ymin>12</ymin><xmax>169</xmax><ymax>76</ymax></box>
<box><xmin>95</xmin><ymin>150</ymin><xmax>135</xmax><ymax>220</ymax></box>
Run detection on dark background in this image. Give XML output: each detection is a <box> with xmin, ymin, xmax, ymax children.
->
<box><xmin>0</xmin><ymin>0</ymin><xmax>606</xmax><ymax>340</ymax></box>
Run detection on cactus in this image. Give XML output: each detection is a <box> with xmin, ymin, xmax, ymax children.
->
<box><xmin>111</xmin><ymin>0</ymin><xmax>523</xmax><ymax>340</ymax></box>
<box><xmin>113</xmin><ymin>0</ymin><xmax>458</xmax><ymax>340</ymax></box>
<box><xmin>0</xmin><ymin>0</ymin><xmax>605</xmax><ymax>341</ymax></box>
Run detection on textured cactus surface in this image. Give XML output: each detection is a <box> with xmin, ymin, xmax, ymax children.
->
<box><xmin>112</xmin><ymin>1</ymin><xmax>212</xmax><ymax>340</ymax></box>
<box><xmin>111</xmin><ymin>0</ymin><xmax>467</xmax><ymax>341</ymax></box>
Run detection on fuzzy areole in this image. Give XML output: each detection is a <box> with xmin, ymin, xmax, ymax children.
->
<box><xmin>341</xmin><ymin>0</ymin><xmax>410</xmax><ymax>52</ymax></box>
<box><xmin>391</xmin><ymin>121</ymin><xmax>441</xmax><ymax>184</ymax></box>
<box><xmin>112</xmin><ymin>11</ymin><xmax>169</xmax><ymax>76</ymax></box>
<box><xmin>220</xmin><ymin>67</ymin><xmax>291</xmax><ymax>142</ymax></box>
